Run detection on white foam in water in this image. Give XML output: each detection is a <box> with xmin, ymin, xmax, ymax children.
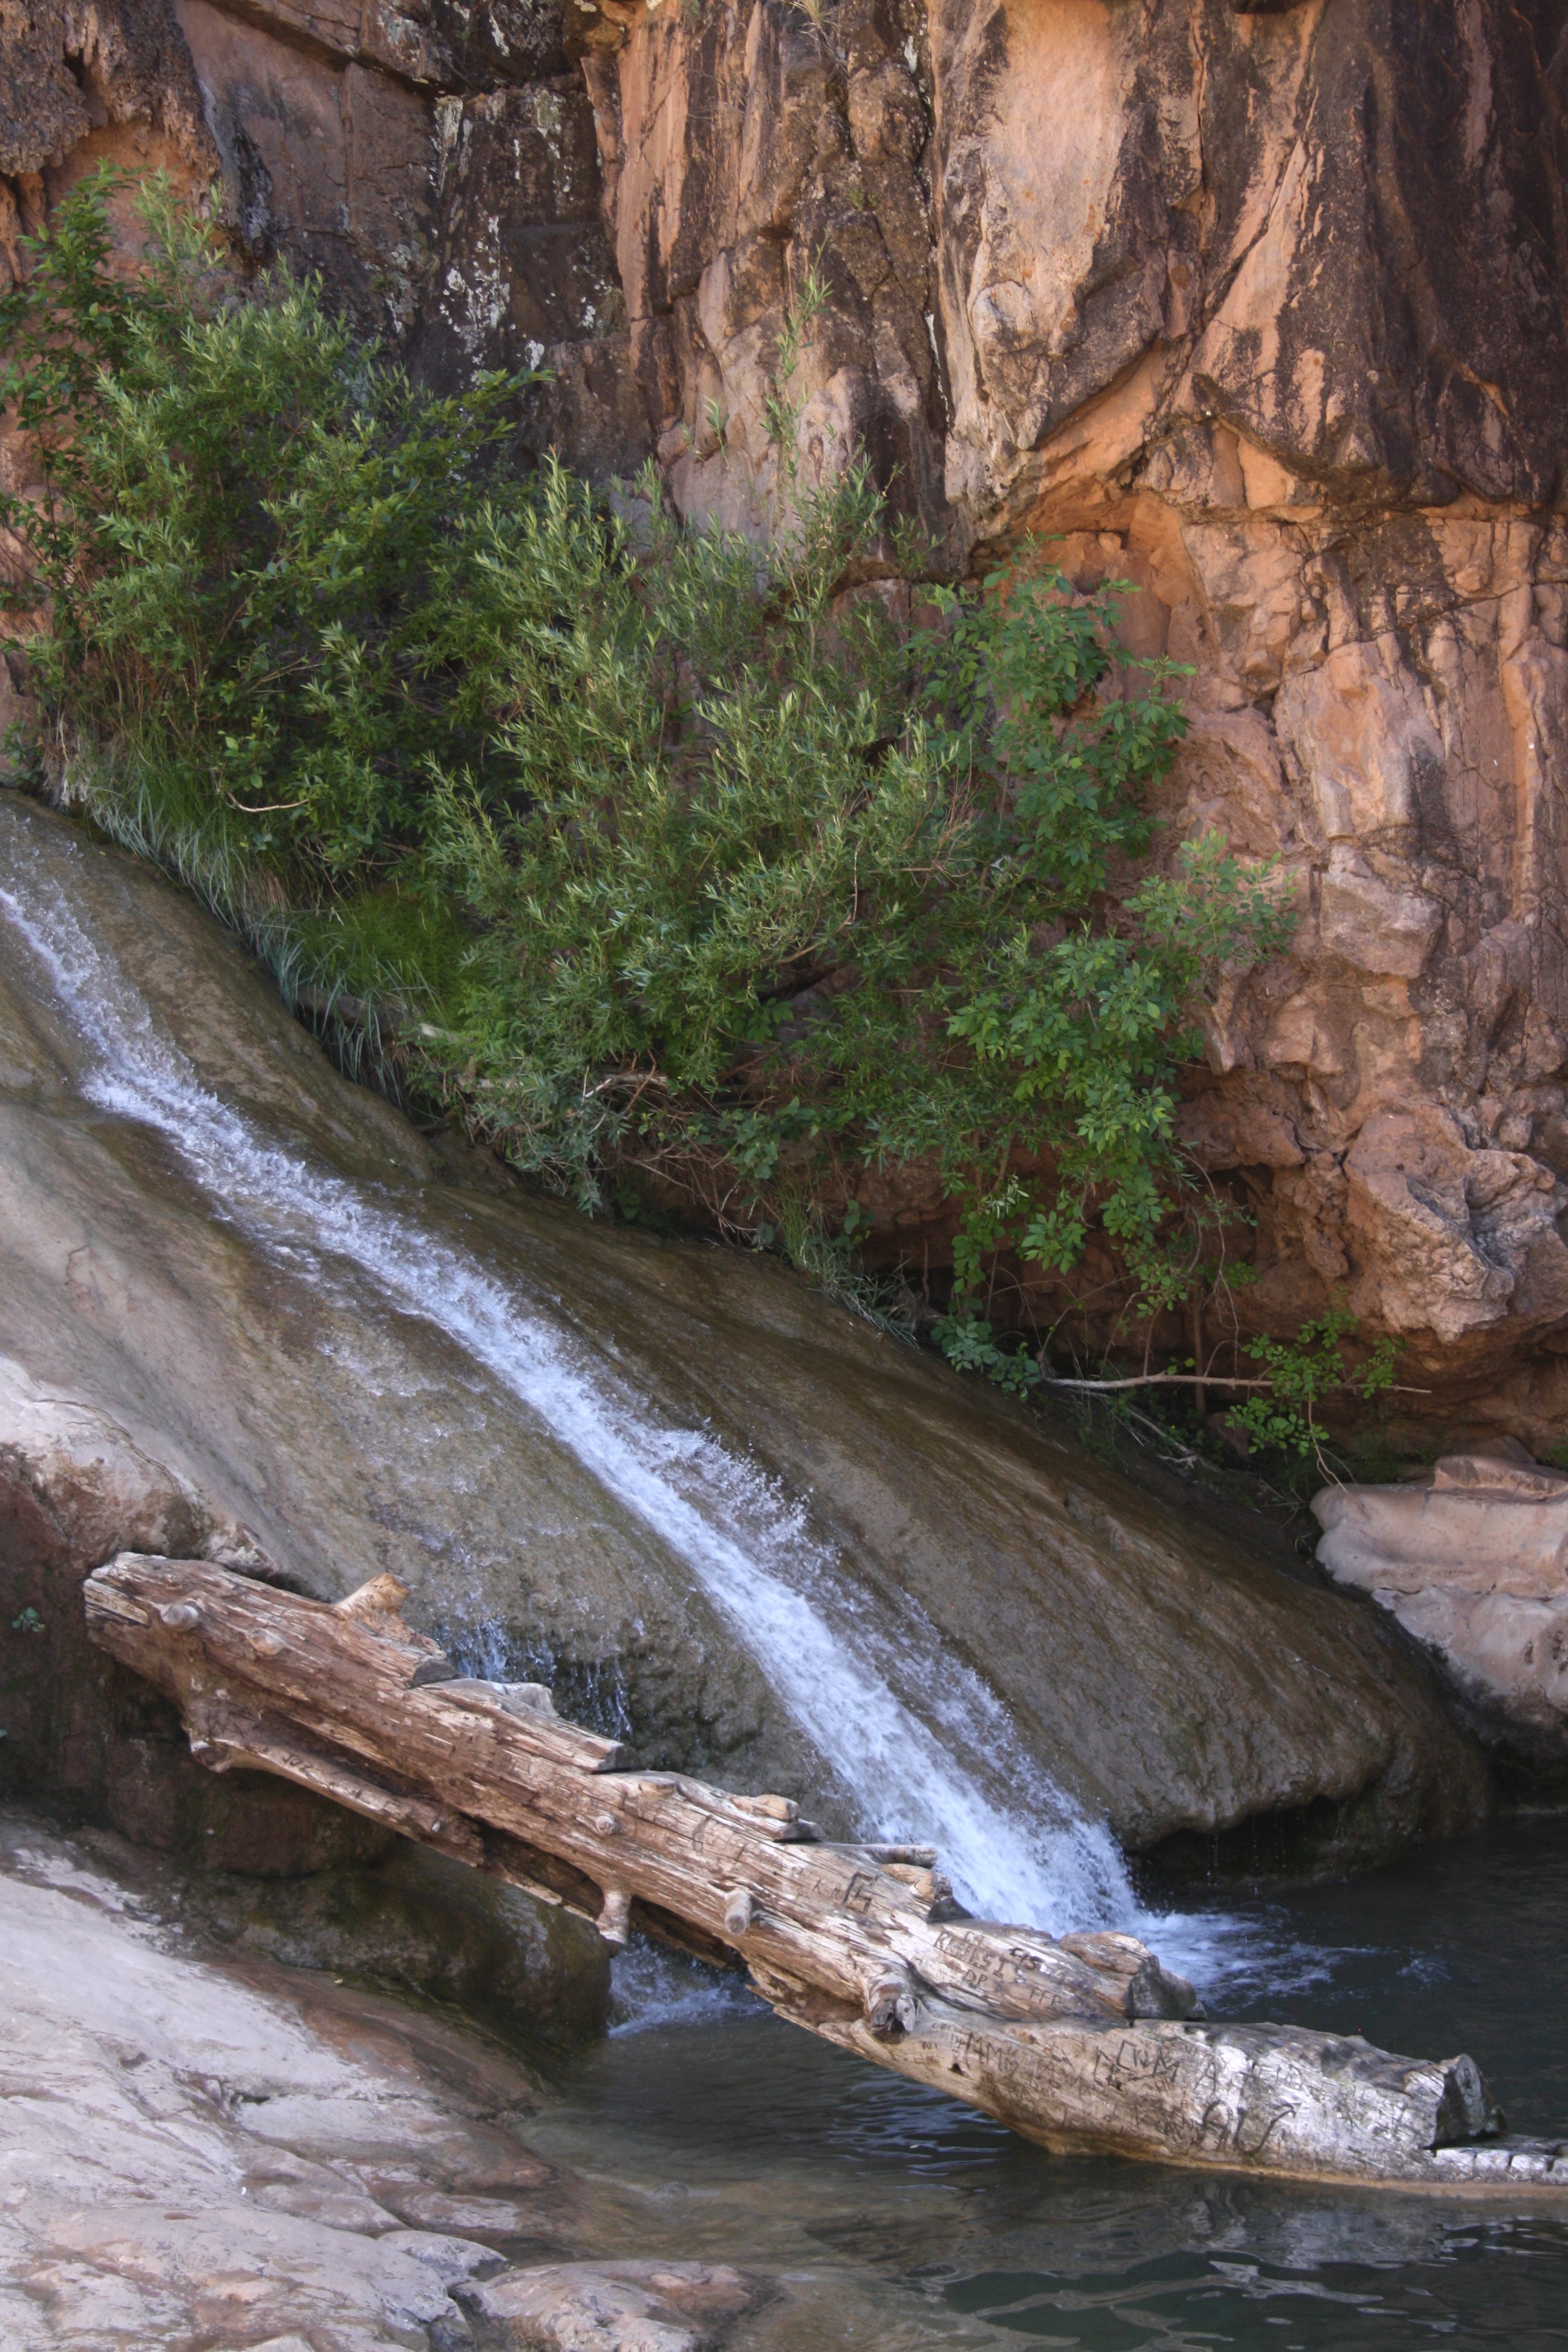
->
<box><xmin>3</xmin><ymin>822</ymin><xmax>1180</xmax><ymax>1941</ymax></box>
<box><xmin>608</xmin><ymin>1938</ymin><xmax>761</xmax><ymax>2037</ymax></box>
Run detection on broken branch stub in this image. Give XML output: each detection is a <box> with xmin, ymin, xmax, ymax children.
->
<box><xmin>82</xmin><ymin>1555</ymin><xmax>1568</xmax><ymax>2190</ymax></box>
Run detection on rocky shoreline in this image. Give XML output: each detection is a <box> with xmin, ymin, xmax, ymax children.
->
<box><xmin>0</xmin><ymin>1807</ymin><xmax>774</xmax><ymax>2351</ymax></box>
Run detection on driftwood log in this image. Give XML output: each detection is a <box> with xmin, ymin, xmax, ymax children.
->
<box><xmin>85</xmin><ymin>1555</ymin><xmax>1568</xmax><ymax>2190</ymax></box>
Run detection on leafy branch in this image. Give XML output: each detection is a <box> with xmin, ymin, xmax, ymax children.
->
<box><xmin>5</xmin><ymin>174</ymin><xmax>1299</xmax><ymax>1376</ymax></box>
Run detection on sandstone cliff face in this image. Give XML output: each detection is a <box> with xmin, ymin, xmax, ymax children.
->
<box><xmin>5</xmin><ymin>0</ymin><xmax>1568</xmax><ymax>1432</ymax></box>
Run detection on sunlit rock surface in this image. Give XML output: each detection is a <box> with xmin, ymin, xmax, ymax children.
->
<box><xmin>1315</xmin><ymin>1442</ymin><xmax>1568</xmax><ymax>1765</ymax></box>
<box><xmin>0</xmin><ymin>1809</ymin><xmax>779</xmax><ymax>2348</ymax></box>
<box><xmin>0</xmin><ymin>794</ymin><xmax>1488</xmax><ymax>1865</ymax></box>
<box><xmin>0</xmin><ymin>1813</ymin><xmax>555</xmax><ymax>2350</ymax></box>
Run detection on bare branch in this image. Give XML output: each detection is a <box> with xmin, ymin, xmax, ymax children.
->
<box><xmin>1041</xmin><ymin>1371</ymin><xmax>1431</xmax><ymax>1396</ymax></box>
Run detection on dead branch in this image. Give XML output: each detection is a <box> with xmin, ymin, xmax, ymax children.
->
<box><xmin>78</xmin><ymin>1554</ymin><xmax>1550</xmax><ymax>2192</ymax></box>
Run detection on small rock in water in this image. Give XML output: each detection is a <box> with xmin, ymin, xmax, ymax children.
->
<box><xmin>379</xmin><ymin>2226</ymin><xmax>508</xmax><ymax>2284</ymax></box>
<box><xmin>462</xmin><ymin>2258</ymin><xmax>762</xmax><ymax>2350</ymax></box>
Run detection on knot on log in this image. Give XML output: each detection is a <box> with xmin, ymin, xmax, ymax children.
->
<box><xmin>722</xmin><ymin>1888</ymin><xmax>754</xmax><ymax>1939</ymax></box>
<box><xmin>1434</xmin><ymin>2055</ymin><xmax>1506</xmax><ymax>2146</ymax></box>
<box><xmin>730</xmin><ymin>1793</ymin><xmax>797</xmax><ymax>1824</ymax></box>
<box><xmin>333</xmin><ymin>1573</ymin><xmax>411</xmax><ymax>1620</ymax></box>
<box><xmin>335</xmin><ymin>1575</ymin><xmax>454</xmax><ymax>1684</ymax></box>
<box><xmin>498</xmin><ymin>1682</ymin><xmax>558</xmax><ymax>1717</ymax></box>
<box><xmin>882</xmin><ymin>1862</ymin><xmax>956</xmax><ymax>1917</ymax></box>
<box><xmin>863</xmin><ymin>1967</ymin><xmax>920</xmax><ymax>2041</ymax></box>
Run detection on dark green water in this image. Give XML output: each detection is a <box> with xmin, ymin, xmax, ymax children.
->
<box><xmin>526</xmin><ymin>1813</ymin><xmax>1568</xmax><ymax>2350</ymax></box>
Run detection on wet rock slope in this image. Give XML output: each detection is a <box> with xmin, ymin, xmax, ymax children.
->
<box><xmin>0</xmin><ymin>795</ymin><xmax>1486</xmax><ymax>1872</ymax></box>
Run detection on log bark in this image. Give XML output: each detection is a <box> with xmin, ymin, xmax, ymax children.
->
<box><xmin>83</xmin><ymin>1555</ymin><xmax>1568</xmax><ymax>2190</ymax></box>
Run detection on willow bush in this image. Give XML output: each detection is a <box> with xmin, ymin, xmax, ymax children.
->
<box><xmin>1</xmin><ymin>173</ymin><xmax>1292</xmax><ymax>1364</ymax></box>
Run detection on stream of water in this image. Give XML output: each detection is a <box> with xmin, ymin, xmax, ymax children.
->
<box><xmin>532</xmin><ymin>1814</ymin><xmax>1568</xmax><ymax>2349</ymax></box>
<box><xmin>5</xmin><ymin>810</ymin><xmax>1567</xmax><ymax>2348</ymax></box>
<box><xmin>1</xmin><ymin>818</ymin><xmax>1137</xmax><ymax>1930</ymax></box>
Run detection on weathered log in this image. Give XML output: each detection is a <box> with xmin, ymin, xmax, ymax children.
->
<box><xmin>84</xmin><ymin>1555</ymin><xmax>1568</xmax><ymax>2190</ymax></box>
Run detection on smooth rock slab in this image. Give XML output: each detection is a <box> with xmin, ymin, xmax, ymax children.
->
<box><xmin>0</xmin><ymin>794</ymin><xmax>1489</xmax><ymax>1867</ymax></box>
<box><xmin>462</xmin><ymin>2259</ymin><xmax>762</xmax><ymax>2352</ymax></box>
<box><xmin>1314</xmin><ymin>1447</ymin><xmax>1568</xmax><ymax>1757</ymax></box>
<box><xmin>0</xmin><ymin>1816</ymin><xmax>560</xmax><ymax>2348</ymax></box>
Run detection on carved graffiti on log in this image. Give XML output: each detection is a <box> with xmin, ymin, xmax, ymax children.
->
<box><xmin>83</xmin><ymin>1555</ymin><xmax>1568</xmax><ymax>2190</ymax></box>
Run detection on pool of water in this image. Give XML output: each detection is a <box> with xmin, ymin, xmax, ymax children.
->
<box><xmin>522</xmin><ymin>1812</ymin><xmax>1568</xmax><ymax>2350</ymax></box>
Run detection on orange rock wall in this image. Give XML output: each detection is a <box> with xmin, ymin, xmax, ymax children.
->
<box><xmin>5</xmin><ymin>0</ymin><xmax>1568</xmax><ymax>1434</ymax></box>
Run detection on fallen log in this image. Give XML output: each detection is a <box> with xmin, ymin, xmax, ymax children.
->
<box><xmin>85</xmin><ymin>1555</ymin><xmax>1568</xmax><ymax>2191</ymax></box>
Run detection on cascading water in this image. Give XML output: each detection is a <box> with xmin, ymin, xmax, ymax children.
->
<box><xmin>1</xmin><ymin>814</ymin><xmax>1147</xmax><ymax>1934</ymax></box>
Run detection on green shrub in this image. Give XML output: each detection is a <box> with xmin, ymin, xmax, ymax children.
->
<box><xmin>1</xmin><ymin>173</ymin><xmax>1291</xmax><ymax>1329</ymax></box>
<box><xmin>1229</xmin><ymin>1305</ymin><xmax>1402</xmax><ymax>1464</ymax></box>
<box><xmin>1</xmin><ymin>173</ymin><xmax>522</xmax><ymax>893</ymax></box>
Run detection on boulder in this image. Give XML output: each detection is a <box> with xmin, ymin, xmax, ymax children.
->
<box><xmin>462</xmin><ymin>2259</ymin><xmax>762</xmax><ymax>2350</ymax></box>
<box><xmin>1314</xmin><ymin>1444</ymin><xmax>1568</xmax><ymax>1766</ymax></box>
<box><xmin>0</xmin><ymin>1812</ymin><xmax>558</xmax><ymax>2348</ymax></box>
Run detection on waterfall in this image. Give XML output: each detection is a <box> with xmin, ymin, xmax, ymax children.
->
<box><xmin>0</xmin><ymin>815</ymin><xmax>1143</xmax><ymax>1934</ymax></box>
